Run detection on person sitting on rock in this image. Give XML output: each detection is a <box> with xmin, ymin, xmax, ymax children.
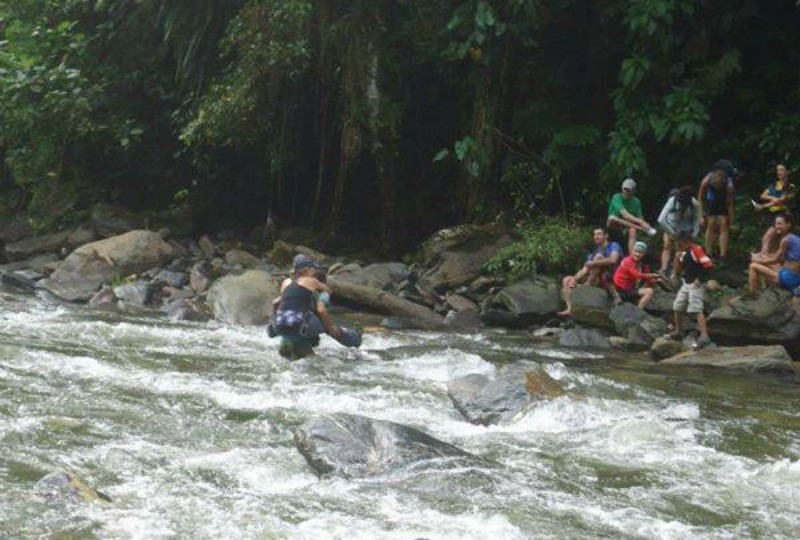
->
<box><xmin>752</xmin><ymin>162</ymin><xmax>795</xmax><ymax>255</ymax></box>
<box><xmin>748</xmin><ymin>214</ymin><xmax>800</xmax><ymax>294</ymax></box>
<box><xmin>558</xmin><ymin>228</ymin><xmax>623</xmax><ymax>317</ymax></box>
<box><xmin>670</xmin><ymin>232</ymin><xmax>714</xmax><ymax>349</ymax></box>
<box><xmin>698</xmin><ymin>160</ymin><xmax>736</xmax><ymax>260</ymax></box>
<box><xmin>607</xmin><ymin>178</ymin><xmax>657</xmax><ymax>255</ymax></box>
<box><xmin>268</xmin><ymin>254</ymin><xmax>361</xmax><ymax>359</ymax></box>
<box><xmin>657</xmin><ymin>186</ymin><xmax>701</xmax><ymax>277</ymax></box>
<box><xmin>613</xmin><ymin>241</ymin><xmax>659</xmax><ymax>309</ymax></box>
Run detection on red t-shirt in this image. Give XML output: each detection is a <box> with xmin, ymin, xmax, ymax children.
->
<box><xmin>613</xmin><ymin>256</ymin><xmax>653</xmax><ymax>290</ymax></box>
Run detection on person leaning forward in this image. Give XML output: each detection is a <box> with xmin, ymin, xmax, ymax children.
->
<box><xmin>558</xmin><ymin>227</ymin><xmax>623</xmax><ymax>317</ymax></box>
<box><xmin>607</xmin><ymin>178</ymin><xmax>657</xmax><ymax>255</ymax></box>
<box><xmin>613</xmin><ymin>241</ymin><xmax>658</xmax><ymax>310</ymax></box>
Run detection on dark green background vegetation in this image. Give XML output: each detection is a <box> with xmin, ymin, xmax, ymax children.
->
<box><xmin>1</xmin><ymin>1</ymin><xmax>798</xmax><ymax>254</ymax></box>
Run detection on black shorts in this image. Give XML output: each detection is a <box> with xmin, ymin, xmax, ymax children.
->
<box><xmin>616</xmin><ymin>286</ymin><xmax>640</xmax><ymax>303</ymax></box>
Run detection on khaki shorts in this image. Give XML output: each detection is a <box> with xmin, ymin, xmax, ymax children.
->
<box><xmin>673</xmin><ymin>281</ymin><xmax>705</xmax><ymax>314</ymax></box>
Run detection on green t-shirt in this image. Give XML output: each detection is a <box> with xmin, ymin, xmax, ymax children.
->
<box><xmin>608</xmin><ymin>192</ymin><xmax>642</xmax><ymax>219</ymax></box>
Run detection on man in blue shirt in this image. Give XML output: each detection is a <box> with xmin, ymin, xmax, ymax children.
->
<box><xmin>558</xmin><ymin>228</ymin><xmax>623</xmax><ymax>316</ymax></box>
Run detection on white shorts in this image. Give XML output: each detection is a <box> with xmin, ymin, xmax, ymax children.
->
<box><xmin>673</xmin><ymin>281</ymin><xmax>705</xmax><ymax>314</ymax></box>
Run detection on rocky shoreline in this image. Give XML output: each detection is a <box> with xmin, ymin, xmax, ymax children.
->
<box><xmin>1</xmin><ymin>206</ymin><xmax>799</xmax><ymax>378</ymax></box>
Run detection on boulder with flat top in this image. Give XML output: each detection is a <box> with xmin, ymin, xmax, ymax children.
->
<box><xmin>480</xmin><ymin>278</ymin><xmax>560</xmax><ymax>327</ymax></box>
<box><xmin>207</xmin><ymin>270</ymin><xmax>282</xmax><ymax>326</ymax></box>
<box><xmin>570</xmin><ymin>285</ymin><xmax>614</xmax><ymax>330</ymax></box>
<box><xmin>659</xmin><ymin>345</ymin><xmax>794</xmax><ymax>374</ymax></box>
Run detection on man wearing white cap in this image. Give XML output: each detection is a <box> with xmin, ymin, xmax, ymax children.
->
<box><xmin>607</xmin><ymin>178</ymin><xmax>657</xmax><ymax>254</ymax></box>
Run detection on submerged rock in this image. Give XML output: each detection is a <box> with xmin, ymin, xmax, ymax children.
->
<box><xmin>35</xmin><ymin>471</ymin><xmax>111</xmax><ymax>506</ymax></box>
<box><xmin>447</xmin><ymin>362</ymin><xmax>564</xmax><ymax>425</ymax></box>
<box><xmin>294</xmin><ymin>413</ymin><xmax>475</xmax><ymax>477</ymax></box>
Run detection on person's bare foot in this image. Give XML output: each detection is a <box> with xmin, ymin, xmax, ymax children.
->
<box><xmin>556</xmin><ymin>309</ymin><xmax>571</xmax><ymax>317</ymax></box>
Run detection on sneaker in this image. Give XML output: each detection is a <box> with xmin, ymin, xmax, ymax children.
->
<box><xmin>646</xmin><ymin>227</ymin><xmax>658</xmax><ymax>237</ymax></box>
<box><xmin>751</xmin><ymin>199</ymin><xmax>765</xmax><ymax>211</ymax></box>
<box><xmin>693</xmin><ymin>335</ymin><xmax>713</xmax><ymax>350</ymax></box>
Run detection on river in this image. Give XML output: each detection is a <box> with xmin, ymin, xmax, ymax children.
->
<box><xmin>0</xmin><ymin>288</ymin><xmax>799</xmax><ymax>539</ymax></box>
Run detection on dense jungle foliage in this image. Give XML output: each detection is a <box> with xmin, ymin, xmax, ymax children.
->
<box><xmin>0</xmin><ymin>1</ymin><xmax>799</xmax><ymax>253</ymax></box>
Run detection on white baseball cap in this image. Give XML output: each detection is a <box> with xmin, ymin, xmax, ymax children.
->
<box><xmin>621</xmin><ymin>178</ymin><xmax>637</xmax><ymax>191</ymax></box>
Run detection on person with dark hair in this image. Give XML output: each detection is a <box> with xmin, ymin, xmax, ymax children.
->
<box><xmin>698</xmin><ymin>160</ymin><xmax>736</xmax><ymax>259</ymax></box>
<box><xmin>748</xmin><ymin>214</ymin><xmax>800</xmax><ymax>293</ymax></box>
<box><xmin>657</xmin><ymin>186</ymin><xmax>701</xmax><ymax>275</ymax></box>
<box><xmin>558</xmin><ymin>228</ymin><xmax>623</xmax><ymax>316</ymax></box>
<box><xmin>753</xmin><ymin>162</ymin><xmax>796</xmax><ymax>255</ymax></box>
<box><xmin>607</xmin><ymin>178</ymin><xmax>657</xmax><ymax>255</ymax></box>
<box><xmin>268</xmin><ymin>254</ymin><xmax>361</xmax><ymax>359</ymax></box>
<box><xmin>670</xmin><ymin>232</ymin><xmax>714</xmax><ymax>349</ymax></box>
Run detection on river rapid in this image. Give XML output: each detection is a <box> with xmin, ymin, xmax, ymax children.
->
<box><xmin>0</xmin><ymin>288</ymin><xmax>799</xmax><ymax>539</ymax></box>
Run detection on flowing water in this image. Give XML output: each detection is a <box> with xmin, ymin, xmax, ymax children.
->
<box><xmin>1</xmin><ymin>288</ymin><xmax>799</xmax><ymax>539</ymax></box>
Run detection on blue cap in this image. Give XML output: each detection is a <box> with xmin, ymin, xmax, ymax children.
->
<box><xmin>293</xmin><ymin>253</ymin><xmax>317</xmax><ymax>271</ymax></box>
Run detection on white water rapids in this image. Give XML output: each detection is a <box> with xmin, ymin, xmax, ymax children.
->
<box><xmin>0</xmin><ymin>290</ymin><xmax>798</xmax><ymax>539</ymax></box>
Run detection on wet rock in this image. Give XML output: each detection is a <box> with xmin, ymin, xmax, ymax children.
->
<box><xmin>294</xmin><ymin>413</ymin><xmax>475</xmax><ymax>477</ymax></box>
<box><xmin>0</xmin><ymin>268</ymin><xmax>44</xmax><ymax>289</ymax></box>
<box><xmin>224</xmin><ymin>248</ymin><xmax>262</xmax><ymax>269</ymax></box>
<box><xmin>650</xmin><ymin>336</ymin><xmax>690</xmax><ymax>360</ymax></box>
<box><xmin>207</xmin><ymin>270</ymin><xmax>281</xmax><ymax>325</ymax></box>
<box><xmin>27</xmin><ymin>253</ymin><xmax>59</xmax><ymax>274</ymax></box>
<box><xmin>37</xmin><ymin>230</ymin><xmax>176</xmax><ymax>302</ymax></box>
<box><xmin>559</xmin><ymin>327</ymin><xmax>611</xmax><ymax>349</ymax></box>
<box><xmin>4</xmin><ymin>229</ymin><xmax>72</xmax><ymax>261</ymax></box>
<box><xmin>570</xmin><ymin>285</ymin><xmax>614</xmax><ymax>331</ymax></box>
<box><xmin>608</xmin><ymin>336</ymin><xmax>648</xmax><ymax>352</ymax></box>
<box><xmin>35</xmin><ymin>471</ymin><xmax>111</xmax><ymax>506</ymax></box>
<box><xmin>481</xmin><ymin>278</ymin><xmax>560</xmax><ymax>328</ymax></box>
<box><xmin>113</xmin><ymin>280</ymin><xmax>151</xmax><ymax>306</ymax></box>
<box><xmin>532</xmin><ymin>327</ymin><xmax>563</xmax><ymax>340</ymax></box>
<box><xmin>445</xmin><ymin>293</ymin><xmax>478</xmax><ymax>313</ymax></box>
<box><xmin>190</xmin><ymin>261</ymin><xmax>213</xmax><ymax>294</ymax></box>
<box><xmin>660</xmin><ymin>345</ymin><xmax>794</xmax><ymax>374</ymax></box>
<box><xmin>447</xmin><ymin>362</ymin><xmax>564</xmax><ymax>425</ymax></box>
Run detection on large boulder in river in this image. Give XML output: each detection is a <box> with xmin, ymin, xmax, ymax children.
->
<box><xmin>417</xmin><ymin>224</ymin><xmax>514</xmax><ymax>293</ymax></box>
<box><xmin>294</xmin><ymin>413</ymin><xmax>476</xmax><ymax>477</ymax></box>
<box><xmin>38</xmin><ymin>230</ymin><xmax>176</xmax><ymax>302</ymax></box>
<box><xmin>660</xmin><ymin>345</ymin><xmax>794</xmax><ymax>375</ymax></box>
<box><xmin>481</xmin><ymin>277</ymin><xmax>560</xmax><ymax>327</ymax></box>
<box><xmin>570</xmin><ymin>285</ymin><xmax>614</xmax><ymax>330</ymax></box>
<box><xmin>447</xmin><ymin>362</ymin><xmax>564</xmax><ymax>425</ymax></box>
<box><xmin>707</xmin><ymin>289</ymin><xmax>800</xmax><ymax>357</ymax></box>
<box><xmin>207</xmin><ymin>270</ymin><xmax>281</xmax><ymax>326</ymax></box>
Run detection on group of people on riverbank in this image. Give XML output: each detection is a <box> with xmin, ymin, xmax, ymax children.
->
<box><xmin>559</xmin><ymin>160</ymin><xmax>799</xmax><ymax>347</ymax></box>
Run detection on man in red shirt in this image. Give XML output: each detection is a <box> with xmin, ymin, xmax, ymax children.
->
<box><xmin>613</xmin><ymin>241</ymin><xmax>659</xmax><ymax>309</ymax></box>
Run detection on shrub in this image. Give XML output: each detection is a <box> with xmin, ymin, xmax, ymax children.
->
<box><xmin>485</xmin><ymin>217</ymin><xmax>591</xmax><ymax>281</ymax></box>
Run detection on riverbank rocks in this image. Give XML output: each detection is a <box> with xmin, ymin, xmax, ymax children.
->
<box><xmin>207</xmin><ymin>270</ymin><xmax>281</xmax><ymax>325</ymax></box>
<box><xmin>417</xmin><ymin>224</ymin><xmax>514</xmax><ymax>293</ymax></box>
<box><xmin>610</xmin><ymin>303</ymin><xmax>668</xmax><ymax>347</ymax></box>
<box><xmin>707</xmin><ymin>289</ymin><xmax>800</xmax><ymax>357</ymax></box>
<box><xmin>38</xmin><ymin>230</ymin><xmax>176</xmax><ymax>302</ymax></box>
<box><xmin>35</xmin><ymin>471</ymin><xmax>111</xmax><ymax>506</ymax></box>
<box><xmin>481</xmin><ymin>278</ymin><xmax>560</xmax><ymax>327</ymax></box>
<box><xmin>224</xmin><ymin>248</ymin><xmax>262</xmax><ymax>269</ymax></box>
<box><xmin>4</xmin><ymin>226</ymin><xmax>95</xmax><ymax>262</ymax></box>
<box><xmin>659</xmin><ymin>345</ymin><xmax>794</xmax><ymax>374</ymax></box>
<box><xmin>570</xmin><ymin>285</ymin><xmax>614</xmax><ymax>330</ymax></box>
<box><xmin>650</xmin><ymin>336</ymin><xmax>690</xmax><ymax>360</ymax></box>
<box><xmin>294</xmin><ymin>413</ymin><xmax>475</xmax><ymax>477</ymax></box>
<box><xmin>447</xmin><ymin>362</ymin><xmax>564</xmax><ymax>425</ymax></box>
<box><xmin>332</xmin><ymin>262</ymin><xmax>410</xmax><ymax>290</ymax></box>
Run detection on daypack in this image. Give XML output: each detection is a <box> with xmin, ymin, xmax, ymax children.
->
<box><xmin>688</xmin><ymin>243</ymin><xmax>714</xmax><ymax>269</ymax></box>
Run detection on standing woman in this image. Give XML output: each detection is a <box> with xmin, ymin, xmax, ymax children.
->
<box><xmin>657</xmin><ymin>186</ymin><xmax>702</xmax><ymax>276</ymax></box>
<box><xmin>698</xmin><ymin>161</ymin><xmax>736</xmax><ymax>260</ymax></box>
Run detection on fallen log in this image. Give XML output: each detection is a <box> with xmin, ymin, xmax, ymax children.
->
<box><xmin>328</xmin><ymin>277</ymin><xmax>446</xmax><ymax>330</ymax></box>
